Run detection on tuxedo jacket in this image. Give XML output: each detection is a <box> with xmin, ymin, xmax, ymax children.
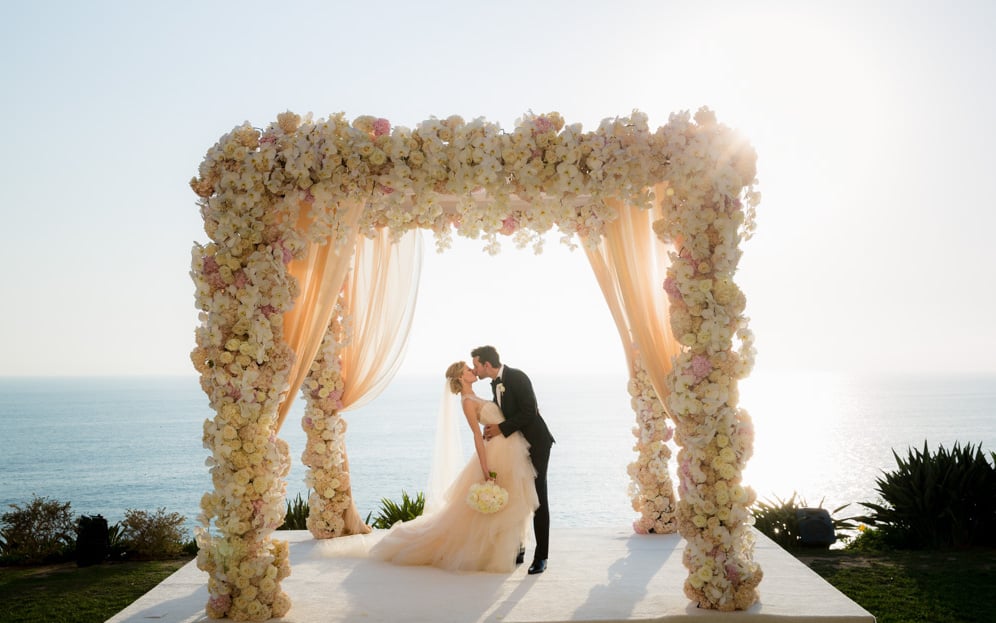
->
<box><xmin>493</xmin><ymin>366</ymin><xmax>554</xmax><ymax>451</ymax></box>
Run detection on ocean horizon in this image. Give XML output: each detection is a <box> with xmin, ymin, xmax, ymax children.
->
<box><xmin>1</xmin><ymin>370</ymin><xmax>994</xmax><ymax>537</ymax></box>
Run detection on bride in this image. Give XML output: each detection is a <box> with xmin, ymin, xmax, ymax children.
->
<box><xmin>369</xmin><ymin>361</ymin><xmax>539</xmax><ymax>572</ymax></box>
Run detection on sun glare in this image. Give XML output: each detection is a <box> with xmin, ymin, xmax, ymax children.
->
<box><xmin>739</xmin><ymin>369</ymin><xmax>849</xmax><ymax>504</ymax></box>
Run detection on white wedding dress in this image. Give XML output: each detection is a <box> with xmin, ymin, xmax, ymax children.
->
<box><xmin>369</xmin><ymin>396</ymin><xmax>538</xmax><ymax>572</ymax></box>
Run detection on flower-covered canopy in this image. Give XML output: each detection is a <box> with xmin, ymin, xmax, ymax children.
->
<box><xmin>189</xmin><ymin>108</ymin><xmax>761</xmax><ymax>620</ymax></box>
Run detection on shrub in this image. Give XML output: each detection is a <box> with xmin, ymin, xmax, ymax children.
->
<box><xmin>0</xmin><ymin>495</ymin><xmax>76</xmax><ymax>564</ymax></box>
<box><xmin>365</xmin><ymin>490</ymin><xmax>425</xmax><ymax>529</ymax></box>
<box><xmin>844</xmin><ymin>524</ymin><xmax>894</xmax><ymax>552</ymax></box>
<box><xmin>107</xmin><ymin>520</ymin><xmax>129</xmax><ymax>560</ymax></box>
<box><xmin>118</xmin><ymin>508</ymin><xmax>188</xmax><ymax>560</ymax></box>
<box><xmin>278</xmin><ymin>492</ymin><xmax>310</xmax><ymax>530</ymax></box>
<box><xmin>858</xmin><ymin>441</ymin><xmax>996</xmax><ymax>549</ymax></box>
<box><xmin>751</xmin><ymin>492</ymin><xmax>855</xmax><ymax>550</ymax></box>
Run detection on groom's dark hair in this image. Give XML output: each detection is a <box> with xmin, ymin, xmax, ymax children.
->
<box><xmin>471</xmin><ymin>345</ymin><xmax>501</xmax><ymax>367</ymax></box>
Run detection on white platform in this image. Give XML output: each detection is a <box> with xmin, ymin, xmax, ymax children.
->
<box><xmin>106</xmin><ymin>528</ymin><xmax>874</xmax><ymax>622</ymax></box>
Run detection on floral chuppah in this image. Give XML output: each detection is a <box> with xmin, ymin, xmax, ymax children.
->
<box><xmin>190</xmin><ymin>107</ymin><xmax>759</xmax><ymax>619</ymax></box>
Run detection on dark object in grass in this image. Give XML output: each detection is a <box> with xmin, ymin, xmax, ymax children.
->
<box><xmin>76</xmin><ymin>515</ymin><xmax>109</xmax><ymax>567</ymax></box>
<box><xmin>796</xmin><ymin>507</ymin><xmax>835</xmax><ymax>548</ymax></box>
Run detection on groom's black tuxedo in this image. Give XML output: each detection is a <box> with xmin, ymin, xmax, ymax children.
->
<box><xmin>492</xmin><ymin>366</ymin><xmax>554</xmax><ymax>562</ymax></box>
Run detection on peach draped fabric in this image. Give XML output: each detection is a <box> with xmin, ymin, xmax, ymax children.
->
<box><xmin>276</xmin><ymin>203</ymin><xmax>422</xmax><ymax>432</ymax></box>
<box><xmin>584</xmin><ymin>186</ymin><xmax>682</xmax><ymax>409</ymax></box>
<box><xmin>338</xmin><ymin>228</ymin><xmax>422</xmax><ymax>412</ymax></box>
<box><xmin>328</xmin><ymin>227</ymin><xmax>422</xmax><ymax>536</ymax></box>
<box><xmin>276</xmin><ymin>199</ymin><xmax>365</xmax><ymax>432</ymax></box>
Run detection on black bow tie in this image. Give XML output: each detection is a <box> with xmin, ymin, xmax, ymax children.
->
<box><xmin>491</xmin><ymin>377</ymin><xmax>500</xmax><ymax>386</ymax></box>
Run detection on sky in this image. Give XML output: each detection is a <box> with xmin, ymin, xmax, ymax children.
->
<box><xmin>1</xmin><ymin>0</ymin><xmax>994</xmax><ymax>378</ymax></box>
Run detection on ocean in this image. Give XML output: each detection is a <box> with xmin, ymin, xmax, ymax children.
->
<box><xmin>1</xmin><ymin>371</ymin><xmax>994</xmax><ymax>536</ymax></box>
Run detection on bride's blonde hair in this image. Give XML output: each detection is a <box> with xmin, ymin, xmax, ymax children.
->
<box><xmin>445</xmin><ymin>361</ymin><xmax>466</xmax><ymax>394</ymax></box>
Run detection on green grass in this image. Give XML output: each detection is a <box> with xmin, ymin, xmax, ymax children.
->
<box><xmin>800</xmin><ymin>548</ymin><xmax>996</xmax><ymax>623</ymax></box>
<box><xmin>1</xmin><ymin>549</ymin><xmax>994</xmax><ymax>622</ymax></box>
<box><xmin>0</xmin><ymin>558</ymin><xmax>191</xmax><ymax>623</ymax></box>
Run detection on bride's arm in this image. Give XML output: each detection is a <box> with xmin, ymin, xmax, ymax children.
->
<box><xmin>461</xmin><ymin>398</ymin><xmax>490</xmax><ymax>480</ymax></box>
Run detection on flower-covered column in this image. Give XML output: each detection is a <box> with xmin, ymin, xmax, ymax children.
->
<box><xmin>190</xmin><ymin>121</ymin><xmax>305</xmax><ymax>621</ymax></box>
<box><xmin>658</xmin><ymin>109</ymin><xmax>762</xmax><ymax>610</ymax></box>
<box><xmin>300</xmin><ymin>301</ymin><xmax>371</xmax><ymax>538</ymax></box>
<box><xmin>627</xmin><ymin>358</ymin><xmax>678</xmax><ymax>534</ymax></box>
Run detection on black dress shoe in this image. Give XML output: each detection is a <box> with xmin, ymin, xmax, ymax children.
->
<box><xmin>527</xmin><ymin>559</ymin><xmax>547</xmax><ymax>575</ymax></box>
<box><xmin>515</xmin><ymin>547</ymin><xmax>526</xmax><ymax>565</ymax></box>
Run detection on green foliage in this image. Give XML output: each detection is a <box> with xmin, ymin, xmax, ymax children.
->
<box><xmin>844</xmin><ymin>525</ymin><xmax>894</xmax><ymax>552</ymax></box>
<box><xmin>0</xmin><ymin>558</ymin><xmax>189</xmax><ymax>623</ymax></box>
<box><xmin>182</xmin><ymin>538</ymin><xmax>199</xmax><ymax>556</ymax></box>
<box><xmin>107</xmin><ymin>521</ymin><xmax>129</xmax><ymax>560</ymax></box>
<box><xmin>117</xmin><ymin>508</ymin><xmax>189</xmax><ymax>560</ymax></box>
<box><xmin>858</xmin><ymin>441</ymin><xmax>996</xmax><ymax>549</ymax></box>
<box><xmin>278</xmin><ymin>492</ymin><xmax>310</xmax><ymax>530</ymax></box>
<box><xmin>804</xmin><ymin>548</ymin><xmax>996</xmax><ymax>623</ymax></box>
<box><xmin>364</xmin><ymin>490</ymin><xmax>425</xmax><ymax>529</ymax></box>
<box><xmin>751</xmin><ymin>492</ymin><xmax>855</xmax><ymax>550</ymax></box>
<box><xmin>0</xmin><ymin>495</ymin><xmax>76</xmax><ymax>564</ymax></box>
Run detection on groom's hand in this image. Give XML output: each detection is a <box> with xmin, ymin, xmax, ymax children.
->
<box><xmin>483</xmin><ymin>424</ymin><xmax>500</xmax><ymax>440</ymax></box>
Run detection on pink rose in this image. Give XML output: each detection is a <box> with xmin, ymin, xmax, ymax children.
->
<box><xmin>208</xmin><ymin>594</ymin><xmax>231</xmax><ymax>613</ymax></box>
<box><xmin>206</xmin><ymin>272</ymin><xmax>226</xmax><ymax>289</ymax></box>
<box><xmin>533</xmin><ymin>116</ymin><xmax>554</xmax><ymax>134</ymax></box>
<box><xmin>329</xmin><ymin>390</ymin><xmax>343</xmax><ymax>404</ymax></box>
<box><xmin>373</xmin><ymin>118</ymin><xmax>391</xmax><ymax>137</ymax></box>
<box><xmin>663</xmin><ymin>276</ymin><xmax>681</xmax><ymax>300</ymax></box>
<box><xmin>691</xmin><ymin>355</ymin><xmax>712</xmax><ymax>381</ymax></box>
<box><xmin>725</xmin><ymin>562</ymin><xmax>741</xmax><ymax>583</ymax></box>
<box><xmin>661</xmin><ymin>424</ymin><xmax>674</xmax><ymax>443</ymax></box>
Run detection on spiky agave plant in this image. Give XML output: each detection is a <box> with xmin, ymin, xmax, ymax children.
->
<box><xmin>365</xmin><ymin>491</ymin><xmax>425</xmax><ymax>529</ymax></box>
<box><xmin>859</xmin><ymin>442</ymin><xmax>996</xmax><ymax>548</ymax></box>
<box><xmin>278</xmin><ymin>492</ymin><xmax>310</xmax><ymax>530</ymax></box>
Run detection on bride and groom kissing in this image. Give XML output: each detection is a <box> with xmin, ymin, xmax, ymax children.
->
<box><xmin>369</xmin><ymin>345</ymin><xmax>554</xmax><ymax>575</ymax></box>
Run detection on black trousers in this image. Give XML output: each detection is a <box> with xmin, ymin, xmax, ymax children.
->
<box><xmin>530</xmin><ymin>442</ymin><xmax>551</xmax><ymax>560</ymax></box>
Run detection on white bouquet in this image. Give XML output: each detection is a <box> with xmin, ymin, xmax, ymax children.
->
<box><xmin>467</xmin><ymin>472</ymin><xmax>509</xmax><ymax>514</ymax></box>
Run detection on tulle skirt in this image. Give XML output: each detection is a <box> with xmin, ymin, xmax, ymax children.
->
<box><xmin>369</xmin><ymin>431</ymin><xmax>538</xmax><ymax>573</ymax></box>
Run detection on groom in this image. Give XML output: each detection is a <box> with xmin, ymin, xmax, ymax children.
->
<box><xmin>472</xmin><ymin>345</ymin><xmax>554</xmax><ymax>575</ymax></box>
